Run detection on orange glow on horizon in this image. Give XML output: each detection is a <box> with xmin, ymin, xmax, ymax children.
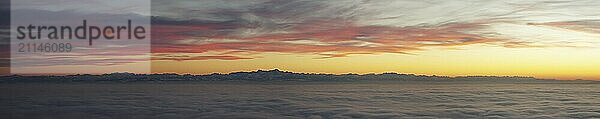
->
<box><xmin>151</xmin><ymin>44</ymin><xmax>600</xmax><ymax>81</ymax></box>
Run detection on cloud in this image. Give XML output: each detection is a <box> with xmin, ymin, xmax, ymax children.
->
<box><xmin>529</xmin><ymin>20</ymin><xmax>600</xmax><ymax>34</ymax></box>
<box><xmin>152</xmin><ymin>55</ymin><xmax>253</xmax><ymax>61</ymax></box>
<box><xmin>3</xmin><ymin>82</ymin><xmax>599</xmax><ymax>118</ymax></box>
<box><xmin>9</xmin><ymin>8</ymin><xmax>151</xmax><ymax>69</ymax></box>
<box><xmin>13</xmin><ymin>0</ymin><xmax>150</xmax><ymax>16</ymax></box>
<box><xmin>150</xmin><ymin>0</ymin><xmax>600</xmax><ymax>60</ymax></box>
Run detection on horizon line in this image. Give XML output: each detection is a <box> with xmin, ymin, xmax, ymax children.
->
<box><xmin>3</xmin><ymin>68</ymin><xmax>558</xmax><ymax>80</ymax></box>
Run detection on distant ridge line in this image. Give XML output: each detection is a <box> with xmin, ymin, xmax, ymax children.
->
<box><xmin>1</xmin><ymin>69</ymin><xmax>597</xmax><ymax>82</ymax></box>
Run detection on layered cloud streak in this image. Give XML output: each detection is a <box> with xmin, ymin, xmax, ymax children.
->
<box><xmin>151</xmin><ymin>0</ymin><xmax>600</xmax><ymax>60</ymax></box>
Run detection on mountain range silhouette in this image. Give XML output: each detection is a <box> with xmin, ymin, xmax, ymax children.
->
<box><xmin>1</xmin><ymin>69</ymin><xmax>597</xmax><ymax>83</ymax></box>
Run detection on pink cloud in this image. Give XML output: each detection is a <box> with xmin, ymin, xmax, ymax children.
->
<box><xmin>151</xmin><ymin>20</ymin><xmax>505</xmax><ymax>60</ymax></box>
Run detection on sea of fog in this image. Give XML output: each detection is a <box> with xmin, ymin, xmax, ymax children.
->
<box><xmin>1</xmin><ymin>81</ymin><xmax>599</xmax><ymax>119</ymax></box>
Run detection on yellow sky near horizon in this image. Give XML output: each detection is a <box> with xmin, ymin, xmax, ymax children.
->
<box><xmin>152</xmin><ymin>43</ymin><xmax>600</xmax><ymax>80</ymax></box>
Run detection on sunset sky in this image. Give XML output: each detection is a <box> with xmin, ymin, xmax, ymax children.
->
<box><xmin>8</xmin><ymin>0</ymin><xmax>151</xmax><ymax>74</ymax></box>
<box><xmin>4</xmin><ymin>0</ymin><xmax>600</xmax><ymax>80</ymax></box>
<box><xmin>149</xmin><ymin>0</ymin><xmax>600</xmax><ymax>80</ymax></box>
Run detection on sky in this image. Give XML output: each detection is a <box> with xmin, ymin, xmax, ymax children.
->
<box><xmin>7</xmin><ymin>0</ymin><xmax>151</xmax><ymax>74</ymax></box>
<box><xmin>3</xmin><ymin>0</ymin><xmax>600</xmax><ymax>80</ymax></box>
<box><xmin>150</xmin><ymin>0</ymin><xmax>600</xmax><ymax>80</ymax></box>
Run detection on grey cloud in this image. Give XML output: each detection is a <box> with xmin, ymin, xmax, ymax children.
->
<box><xmin>2</xmin><ymin>83</ymin><xmax>599</xmax><ymax>118</ymax></box>
<box><xmin>150</xmin><ymin>0</ymin><xmax>600</xmax><ymax>60</ymax></box>
<box><xmin>9</xmin><ymin>9</ymin><xmax>150</xmax><ymax>68</ymax></box>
